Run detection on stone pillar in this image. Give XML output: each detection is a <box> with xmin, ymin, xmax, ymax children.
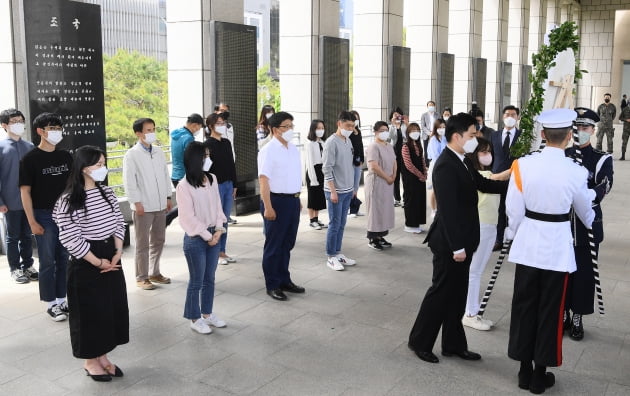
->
<box><xmin>278</xmin><ymin>0</ymin><xmax>339</xmax><ymax>137</ymax></box>
<box><xmin>481</xmin><ymin>0</ymin><xmax>509</xmax><ymax>124</ymax></box>
<box><xmin>506</xmin><ymin>0</ymin><xmax>530</xmax><ymax>108</ymax></box>
<box><xmin>448</xmin><ymin>0</ymin><xmax>483</xmax><ymax>114</ymax></box>
<box><xmin>546</xmin><ymin>0</ymin><xmax>561</xmax><ymax>29</ymax></box>
<box><xmin>406</xmin><ymin>0</ymin><xmax>448</xmax><ymax>119</ymax></box>
<box><xmin>166</xmin><ymin>0</ymin><xmax>243</xmax><ymax>130</ymax></box>
<box><xmin>527</xmin><ymin>0</ymin><xmax>547</xmax><ymax>66</ymax></box>
<box><xmin>353</xmin><ymin>0</ymin><xmax>403</xmax><ymax>124</ymax></box>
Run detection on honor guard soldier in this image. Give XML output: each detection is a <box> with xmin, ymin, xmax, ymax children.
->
<box><xmin>564</xmin><ymin>107</ymin><xmax>613</xmax><ymax>340</ymax></box>
<box><xmin>505</xmin><ymin>108</ymin><xmax>595</xmax><ymax>394</ymax></box>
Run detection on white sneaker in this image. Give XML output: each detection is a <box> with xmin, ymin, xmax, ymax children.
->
<box><xmin>462</xmin><ymin>315</ymin><xmax>492</xmax><ymax>331</ymax></box>
<box><xmin>336</xmin><ymin>254</ymin><xmax>356</xmax><ymax>266</ymax></box>
<box><xmin>203</xmin><ymin>313</ymin><xmax>226</xmax><ymax>328</ymax></box>
<box><xmin>326</xmin><ymin>257</ymin><xmax>345</xmax><ymax>271</ymax></box>
<box><xmin>355</xmin><ymin>211</ymin><xmax>365</xmax><ymax>216</ymax></box>
<box><xmin>309</xmin><ymin>221</ymin><xmax>322</xmax><ymax>230</ymax></box>
<box><xmin>190</xmin><ymin>319</ymin><xmax>212</xmax><ymax>334</ymax></box>
<box><xmin>218</xmin><ymin>258</ymin><xmax>228</xmax><ymax>265</ymax></box>
<box><xmin>404</xmin><ymin>226</ymin><xmax>423</xmax><ymax>234</ymax></box>
<box><xmin>348</xmin><ymin>213</ymin><xmax>358</xmax><ymax>218</ymax></box>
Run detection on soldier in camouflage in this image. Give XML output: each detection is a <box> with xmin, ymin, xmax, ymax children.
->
<box><xmin>596</xmin><ymin>93</ymin><xmax>616</xmax><ymax>154</ymax></box>
<box><xmin>619</xmin><ymin>101</ymin><xmax>630</xmax><ymax>160</ymax></box>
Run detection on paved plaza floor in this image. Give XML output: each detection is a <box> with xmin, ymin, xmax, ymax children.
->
<box><xmin>1</xmin><ymin>141</ymin><xmax>629</xmax><ymax>395</ymax></box>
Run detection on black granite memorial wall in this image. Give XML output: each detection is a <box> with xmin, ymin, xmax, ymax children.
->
<box><xmin>319</xmin><ymin>36</ymin><xmax>349</xmax><ymax>137</ymax></box>
<box><xmin>389</xmin><ymin>46</ymin><xmax>411</xmax><ymax>117</ymax></box>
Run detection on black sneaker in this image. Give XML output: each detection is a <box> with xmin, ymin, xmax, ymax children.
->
<box><xmin>368</xmin><ymin>239</ymin><xmax>384</xmax><ymax>251</ymax></box>
<box><xmin>317</xmin><ymin>220</ymin><xmax>328</xmax><ymax>228</ymax></box>
<box><xmin>24</xmin><ymin>266</ymin><xmax>39</xmax><ymax>281</ymax></box>
<box><xmin>379</xmin><ymin>238</ymin><xmax>392</xmax><ymax>248</ymax></box>
<box><xmin>47</xmin><ymin>304</ymin><xmax>68</xmax><ymax>322</ymax></box>
<box><xmin>11</xmin><ymin>269</ymin><xmax>29</xmax><ymax>284</ymax></box>
<box><xmin>59</xmin><ymin>301</ymin><xmax>69</xmax><ymax>315</ymax></box>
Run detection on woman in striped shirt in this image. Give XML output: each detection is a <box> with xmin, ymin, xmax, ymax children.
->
<box><xmin>54</xmin><ymin>146</ymin><xmax>128</xmax><ymax>382</ymax></box>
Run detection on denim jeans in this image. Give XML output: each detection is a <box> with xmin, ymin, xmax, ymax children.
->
<box><xmin>4</xmin><ymin>210</ymin><xmax>34</xmax><ymax>271</ymax></box>
<box><xmin>183</xmin><ymin>228</ymin><xmax>220</xmax><ymax>320</ymax></box>
<box><xmin>217</xmin><ymin>180</ymin><xmax>233</xmax><ymax>253</ymax></box>
<box><xmin>325</xmin><ymin>191</ymin><xmax>352</xmax><ymax>256</ymax></box>
<box><xmin>34</xmin><ymin>209</ymin><xmax>68</xmax><ymax>302</ymax></box>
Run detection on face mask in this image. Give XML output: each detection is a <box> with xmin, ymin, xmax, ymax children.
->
<box><xmin>215</xmin><ymin>125</ymin><xmax>227</xmax><ymax>135</ymax></box>
<box><xmin>409</xmin><ymin>131</ymin><xmax>421</xmax><ymax>141</ymax></box>
<box><xmin>354</xmin><ymin>120</ymin><xmax>360</xmax><ymax>127</ymax></box>
<box><xmin>194</xmin><ymin>127</ymin><xmax>202</xmax><ymax>136</ymax></box>
<box><xmin>282</xmin><ymin>129</ymin><xmax>294</xmax><ymax>142</ymax></box>
<box><xmin>340</xmin><ymin>129</ymin><xmax>353</xmax><ymax>138</ymax></box>
<box><xmin>504</xmin><ymin>116</ymin><xmax>517</xmax><ymax>128</ymax></box>
<box><xmin>377</xmin><ymin>131</ymin><xmax>389</xmax><ymax>141</ymax></box>
<box><xmin>220</xmin><ymin>111</ymin><xmax>230</xmax><ymax>120</ymax></box>
<box><xmin>437</xmin><ymin>128</ymin><xmax>446</xmax><ymax>136</ymax></box>
<box><xmin>463</xmin><ymin>136</ymin><xmax>479</xmax><ymax>153</ymax></box>
<box><xmin>604</xmin><ymin>98</ymin><xmax>610</xmax><ymax>103</ymax></box>
<box><xmin>265</xmin><ymin>113</ymin><xmax>273</xmax><ymax>119</ymax></box>
<box><xmin>428</xmin><ymin>106</ymin><xmax>435</xmax><ymax>113</ymax></box>
<box><xmin>45</xmin><ymin>130</ymin><xmax>63</xmax><ymax>145</ymax></box>
<box><xmin>315</xmin><ymin>129</ymin><xmax>325</xmax><ymax>138</ymax></box>
<box><xmin>443</xmin><ymin>116</ymin><xmax>450</xmax><ymax>121</ymax></box>
<box><xmin>479</xmin><ymin>153</ymin><xmax>493</xmax><ymax>166</ymax></box>
<box><xmin>202</xmin><ymin>157</ymin><xmax>212</xmax><ymax>172</ymax></box>
<box><xmin>578</xmin><ymin>130</ymin><xmax>592</xmax><ymax>145</ymax></box>
<box><xmin>89</xmin><ymin>166</ymin><xmax>108</xmax><ymax>182</ymax></box>
<box><xmin>143</xmin><ymin>132</ymin><xmax>156</xmax><ymax>144</ymax></box>
<box><xmin>9</xmin><ymin>123</ymin><xmax>25</xmax><ymax>136</ymax></box>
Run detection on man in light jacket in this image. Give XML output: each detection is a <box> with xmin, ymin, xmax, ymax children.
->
<box><xmin>123</xmin><ymin>118</ymin><xmax>173</xmax><ymax>290</ymax></box>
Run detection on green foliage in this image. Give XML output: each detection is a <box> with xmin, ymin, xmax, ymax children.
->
<box><xmin>511</xmin><ymin>21</ymin><xmax>585</xmax><ymax>158</ymax></box>
<box><xmin>103</xmin><ymin>49</ymin><xmax>169</xmax><ymax>146</ymax></box>
<box><xmin>257</xmin><ymin>65</ymin><xmax>281</xmax><ymax>111</ymax></box>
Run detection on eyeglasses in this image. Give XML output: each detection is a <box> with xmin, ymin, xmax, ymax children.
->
<box><xmin>278</xmin><ymin>124</ymin><xmax>294</xmax><ymax>130</ymax></box>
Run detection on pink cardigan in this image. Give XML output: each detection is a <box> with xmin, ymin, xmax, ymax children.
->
<box><xmin>176</xmin><ymin>174</ymin><xmax>227</xmax><ymax>241</ymax></box>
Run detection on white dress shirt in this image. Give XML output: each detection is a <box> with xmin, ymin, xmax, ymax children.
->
<box><xmin>257</xmin><ymin>137</ymin><xmax>302</xmax><ymax>194</ymax></box>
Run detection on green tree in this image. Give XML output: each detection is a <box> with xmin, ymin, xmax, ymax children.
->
<box><xmin>103</xmin><ymin>49</ymin><xmax>169</xmax><ymax>146</ymax></box>
<box><xmin>257</xmin><ymin>65</ymin><xmax>281</xmax><ymax>111</ymax></box>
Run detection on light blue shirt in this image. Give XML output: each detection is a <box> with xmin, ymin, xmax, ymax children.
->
<box><xmin>427</xmin><ymin>136</ymin><xmax>447</xmax><ymax>161</ymax></box>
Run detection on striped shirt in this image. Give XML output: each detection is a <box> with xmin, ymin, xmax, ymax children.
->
<box><xmin>53</xmin><ymin>186</ymin><xmax>126</xmax><ymax>259</ymax></box>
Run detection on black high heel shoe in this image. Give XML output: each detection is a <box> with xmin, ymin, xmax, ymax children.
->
<box><xmin>84</xmin><ymin>368</ymin><xmax>112</xmax><ymax>382</ymax></box>
<box><xmin>105</xmin><ymin>364</ymin><xmax>124</xmax><ymax>377</ymax></box>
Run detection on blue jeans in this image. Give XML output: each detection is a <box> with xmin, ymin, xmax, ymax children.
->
<box><xmin>4</xmin><ymin>210</ymin><xmax>34</xmax><ymax>272</ymax></box>
<box><xmin>183</xmin><ymin>228</ymin><xmax>220</xmax><ymax>320</ymax></box>
<box><xmin>34</xmin><ymin>209</ymin><xmax>68</xmax><ymax>302</ymax></box>
<box><xmin>217</xmin><ymin>181</ymin><xmax>233</xmax><ymax>253</ymax></box>
<box><xmin>325</xmin><ymin>191</ymin><xmax>352</xmax><ymax>256</ymax></box>
<box><xmin>352</xmin><ymin>165</ymin><xmax>362</xmax><ymax>194</ymax></box>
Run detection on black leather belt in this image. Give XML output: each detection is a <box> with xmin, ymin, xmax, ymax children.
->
<box><xmin>525</xmin><ymin>209</ymin><xmax>570</xmax><ymax>222</ymax></box>
<box><xmin>271</xmin><ymin>192</ymin><xmax>300</xmax><ymax>198</ymax></box>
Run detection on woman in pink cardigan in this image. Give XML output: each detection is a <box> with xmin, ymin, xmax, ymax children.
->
<box><xmin>176</xmin><ymin>142</ymin><xmax>227</xmax><ymax>334</ymax></box>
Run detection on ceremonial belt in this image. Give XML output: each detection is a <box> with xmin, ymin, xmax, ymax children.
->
<box><xmin>525</xmin><ymin>209</ymin><xmax>570</xmax><ymax>222</ymax></box>
<box><xmin>271</xmin><ymin>192</ymin><xmax>301</xmax><ymax>198</ymax></box>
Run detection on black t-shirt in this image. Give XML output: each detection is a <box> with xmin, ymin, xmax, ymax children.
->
<box><xmin>19</xmin><ymin>147</ymin><xmax>73</xmax><ymax>210</ymax></box>
<box><xmin>205</xmin><ymin>137</ymin><xmax>237</xmax><ymax>184</ymax></box>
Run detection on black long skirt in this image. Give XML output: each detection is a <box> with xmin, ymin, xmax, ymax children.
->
<box><xmin>306</xmin><ymin>164</ymin><xmax>326</xmax><ymax>210</ymax></box>
<box><xmin>401</xmin><ymin>171</ymin><xmax>427</xmax><ymax>227</ymax></box>
<box><xmin>67</xmin><ymin>237</ymin><xmax>129</xmax><ymax>359</ymax></box>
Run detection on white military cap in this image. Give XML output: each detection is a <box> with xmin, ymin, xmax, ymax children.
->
<box><xmin>537</xmin><ymin>108</ymin><xmax>577</xmax><ymax>128</ymax></box>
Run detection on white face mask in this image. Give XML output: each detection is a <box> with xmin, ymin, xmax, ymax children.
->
<box><xmin>504</xmin><ymin>116</ymin><xmax>517</xmax><ymax>128</ymax></box>
<box><xmin>315</xmin><ymin>129</ymin><xmax>325</xmax><ymax>138</ymax></box>
<box><xmin>202</xmin><ymin>157</ymin><xmax>213</xmax><ymax>172</ymax></box>
<box><xmin>340</xmin><ymin>129</ymin><xmax>353</xmax><ymax>138</ymax></box>
<box><xmin>143</xmin><ymin>132</ymin><xmax>156</xmax><ymax>144</ymax></box>
<box><xmin>463</xmin><ymin>136</ymin><xmax>479</xmax><ymax>153</ymax></box>
<box><xmin>443</xmin><ymin>116</ymin><xmax>450</xmax><ymax>121</ymax></box>
<box><xmin>437</xmin><ymin>128</ymin><xmax>446</xmax><ymax>136</ymax></box>
<box><xmin>479</xmin><ymin>153</ymin><xmax>493</xmax><ymax>166</ymax></box>
<box><xmin>409</xmin><ymin>131</ymin><xmax>421</xmax><ymax>141</ymax></box>
<box><xmin>428</xmin><ymin>106</ymin><xmax>435</xmax><ymax>113</ymax></box>
<box><xmin>215</xmin><ymin>125</ymin><xmax>227</xmax><ymax>135</ymax></box>
<box><xmin>193</xmin><ymin>127</ymin><xmax>202</xmax><ymax>136</ymax></box>
<box><xmin>89</xmin><ymin>166</ymin><xmax>108</xmax><ymax>182</ymax></box>
<box><xmin>44</xmin><ymin>130</ymin><xmax>63</xmax><ymax>145</ymax></box>
<box><xmin>282</xmin><ymin>129</ymin><xmax>294</xmax><ymax>142</ymax></box>
<box><xmin>9</xmin><ymin>123</ymin><xmax>25</xmax><ymax>136</ymax></box>
<box><xmin>578</xmin><ymin>130</ymin><xmax>592</xmax><ymax>145</ymax></box>
<box><xmin>265</xmin><ymin>113</ymin><xmax>273</xmax><ymax>119</ymax></box>
<box><xmin>377</xmin><ymin>131</ymin><xmax>389</xmax><ymax>141</ymax></box>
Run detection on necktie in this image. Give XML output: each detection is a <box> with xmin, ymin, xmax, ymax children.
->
<box><xmin>503</xmin><ymin>131</ymin><xmax>511</xmax><ymax>156</ymax></box>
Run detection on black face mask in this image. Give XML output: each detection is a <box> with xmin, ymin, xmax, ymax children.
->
<box><xmin>604</xmin><ymin>99</ymin><xmax>610</xmax><ymax>103</ymax></box>
<box><xmin>220</xmin><ymin>111</ymin><xmax>230</xmax><ymax>120</ymax></box>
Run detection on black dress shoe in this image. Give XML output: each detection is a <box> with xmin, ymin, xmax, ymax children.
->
<box><xmin>267</xmin><ymin>288</ymin><xmax>288</xmax><ymax>301</ymax></box>
<box><xmin>441</xmin><ymin>349</ymin><xmax>481</xmax><ymax>360</ymax></box>
<box><xmin>518</xmin><ymin>368</ymin><xmax>533</xmax><ymax>390</ymax></box>
<box><xmin>84</xmin><ymin>369</ymin><xmax>112</xmax><ymax>382</ymax></box>
<box><xmin>106</xmin><ymin>365</ymin><xmax>124</xmax><ymax>377</ymax></box>
<box><xmin>569</xmin><ymin>322</ymin><xmax>584</xmax><ymax>341</ymax></box>
<box><xmin>280</xmin><ymin>282</ymin><xmax>305</xmax><ymax>294</ymax></box>
<box><xmin>528</xmin><ymin>372</ymin><xmax>555</xmax><ymax>394</ymax></box>
<box><xmin>492</xmin><ymin>242</ymin><xmax>501</xmax><ymax>252</ymax></box>
<box><xmin>413</xmin><ymin>350</ymin><xmax>439</xmax><ymax>363</ymax></box>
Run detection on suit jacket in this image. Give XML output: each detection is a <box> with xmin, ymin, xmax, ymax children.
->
<box><xmin>420</xmin><ymin>112</ymin><xmax>436</xmax><ymax>140</ymax></box>
<box><xmin>424</xmin><ymin>147</ymin><xmax>507</xmax><ymax>254</ymax></box>
<box><xmin>491</xmin><ymin>128</ymin><xmax>521</xmax><ymax>173</ymax></box>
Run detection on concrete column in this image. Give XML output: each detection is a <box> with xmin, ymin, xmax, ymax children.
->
<box><xmin>406</xmin><ymin>0</ymin><xmax>448</xmax><ymax>119</ymax></box>
<box><xmin>166</xmin><ymin>0</ymin><xmax>243</xmax><ymax>130</ymax></box>
<box><xmin>481</xmin><ymin>0</ymin><xmax>509</xmax><ymax>124</ymax></box>
<box><xmin>278</xmin><ymin>0</ymin><xmax>339</xmax><ymax>137</ymax></box>
<box><xmin>507</xmin><ymin>0</ymin><xmax>530</xmax><ymax>108</ymax></box>
<box><xmin>527</xmin><ymin>0</ymin><xmax>547</xmax><ymax>66</ymax></box>
<box><xmin>353</xmin><ymin>0</ymin><xmax>403</xmax><ymax>124</ymax></box>
<box><xmin>546</xmin><ymin>0</ymin><xmax>561</xmax><ymax>28</ymax></box>
<box><xmin>448</xmin><ymin>0</ymin><xmax>483</xmax><ymax>114</ymax></box>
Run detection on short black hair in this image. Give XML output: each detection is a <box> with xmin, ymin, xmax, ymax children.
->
<box><xmin>133</xmin><ymin>117</ymin><xmax>155</xmax><ymax>132</ymax></box>
<box><xmin>373</xmin><ymin>121</ymin><xmax>389</xmax><ymax>132</ymax></box>
<box><xmin>604</xmin><ymin>93</ymin><xmax>611</xmax><ymax>97</ymax></box>
<box><xmin>337</xmin><ymin>110</ymin><xmax>356</xmax><ymax>122</ymax></box>
<box><xmin>502</xmin><ymin>105</ymin><xmax>520</xmax><ymax>116</ymax></box>
<box><xmin>0</xmin><ymin>108</ymin><xmax>25</xmax><ymax>124</ymax></box>
<box><xmin>543</xmin><ymin>126</ymin><xmax>571</xmax><ymax>144</ymax></box>
<box><xmin>268</xmin><ymin>111</ymin><xmax>294</xmax><ymax>129</ymax></box>
<box><xmin>388</xmin><ymin>107</ymin><xmax>404</xmax><ymax>120</ymax></box>
<box><xmin>427</xmin><ymin>101</ymin><xmax>435</xmax><ymax>106</ymax></box>
<box><xmin>445</xmin><ymin>112</ymin><xmax>476</xmax><ymax>142</ymax></box>
<box><xmin>33</xmin><ymin>112</ymin><xmax>63</xmax><ymax>130</ymax></box>
<box><xmin>186</xmin><ymin>113</ymin><xmax>205</xmax><ymax>125</ymax></box>
<box><xmin>471</xmin><ymin>109</ymin><xmax>484</xmax><ymax>119</ymax></box>
<box><xmin>307</xmin><ymin>119</ymin><xmax>326</xmax><ymax>142</ymax></box>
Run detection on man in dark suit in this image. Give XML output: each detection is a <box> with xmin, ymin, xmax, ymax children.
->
<box><xmin>408</xmin><ymin>113</ymin><xmax>508</xmax><ymax>364</ymax></box>
<box><xmin>491</xmin><ymin>105</ymin><xmax>521</xmax><ymax>251</ymax></box>
<box><xmin>471</xmin><ymin>109</ymin><xmax>495</xmax><ymax>141</ymax></box>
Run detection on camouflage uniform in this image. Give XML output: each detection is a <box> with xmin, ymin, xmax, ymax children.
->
<box><xmin>620</xmin><ymin>105</ymin><xmax>630</xmax><ymax>160</ymax></box>
<box><xmin>596</xmin><ymin>102</ymin><xmax>616</xmax><ymax>153</ymax></box>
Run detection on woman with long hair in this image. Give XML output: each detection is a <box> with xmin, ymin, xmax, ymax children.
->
<box><xmin>256</xmin><ymin>104</ymin><xmax>275</xmax><ymax>149</ymax></box>
<box><xmin>54</xmin><ymin>145</ymin><xmax>128</xmax><ymax>382</ymax></box>
<box><xmin>348</xmin><ymin>110</ymin><xmax>364</xmax><ymax>217</ymax></box>
<box><xmin>305</xmin><ymin>119</ymin><xmax>327</xmax><ymax>229</ymax></box>
<box><xmin>177</xmin><ymin>141</ymin><xmax>227</xmax><ymax>334</ymax></box>
<box><xmin>401</xmin><ymin>122</ymin><xmax>427</xmax><ymax>233</ymax></box>
<box><xmin>426</xmin><ymin>118</ymin><xmax>447</xmax><ymax>218</ymax></box>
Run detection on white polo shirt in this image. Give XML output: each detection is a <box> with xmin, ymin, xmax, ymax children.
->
<box><xmin>257</xmin><ymin>136</ymin><xmax>302</xmax><ymax>194</ymax></box>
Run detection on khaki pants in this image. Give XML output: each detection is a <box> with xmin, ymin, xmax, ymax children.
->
<box><xmin>133</xmin><ymin>210</ymin><xmax>166</xmax><ymax>281</ymax></box>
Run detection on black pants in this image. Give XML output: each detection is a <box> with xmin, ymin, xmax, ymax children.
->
<box><xmin>402</xmin><ymin>172</ymin><xmax>426</xmax><ymax>227</ymax></box>
<box><xmin>408</xmin><ymin>247</ymin><xmax>470</xmax><ymax>353</ymax></box>
<box><xmin>508</xmin><ymin>264</ymin><xmax>568</xmax><ymax>367</ymax></box>
<box><xmin>566</xmin><ymin>244</ymin><xmax>598</xmax><ymax>315</ymax></box>
<box><xmin>165</xmin><ymin>179</ymin><xmax>179</xmax><ymax>225</ymax></box>
<box><xmin>393</xmin><ymin>157</ymin><xmax>402</xmax><ymax>202</ymax></box>
<box><xmin>496</xmin><ymin>191</ymin><xmax>507</xmax><ymax>244</ymax></box>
